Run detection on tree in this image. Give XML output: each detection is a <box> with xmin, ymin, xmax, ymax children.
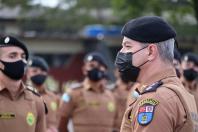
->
<box><xmin>111</xmin><ymin>0</ymin><xmax>197</xmax><ymax>25</ymax></box>
<box><xmin>192</xmin><ymin>0</ymin><xmax>198</xmax><ymax>22</ymax></box>
<box><xmin>0</xmin><ymin>0</ymin><xmax>30</xmax><ymax>8</ymax></box>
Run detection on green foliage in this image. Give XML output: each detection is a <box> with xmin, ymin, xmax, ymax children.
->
<box><xmin>0</xmin><ymin>0</ymin><xmax>30</xmax><ymax>9</ymax></box>
<box><xmin>111</xmin><ymin>0</ymin><xmax>197</xmax><ymax>25</ymax></box>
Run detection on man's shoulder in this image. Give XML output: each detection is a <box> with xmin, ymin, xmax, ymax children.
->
<box><xmin>45</xmin><ymin>90</ymin><xmax>57</xmax><ymax>97</ymax></box>
<box><xmin>67</xmin><ymin>83</ymin><xmax>84</xmax><ymax>96</ymax></box>
<box><xmin>25</xmin><ymin>85</ymin><xmax>40</xmax><ymax>97</ymax></box>
<box><xmin>140</xmin><ymin>84</ymin><xmax>179</xmax><ymax>105</ymax></box>
<box><xmin>24</xmin><ymin>85</ymin><xmax>44</xmax><ymax>102</ymax></box>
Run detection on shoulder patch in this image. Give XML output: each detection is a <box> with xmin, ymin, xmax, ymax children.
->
<box><xmin>61</xmin><ymin>93</ymin><xmax>71</xmax><ymax>103</ymax></box>
<box><xmin>137</xmin><ymin>98</ymin><xmax>159</xmax><ymax>125</ymax></box>
<box><xmin>26</xmin><ymin>86</ymin><xmax>40</xmax><ymax>97</ymax></box>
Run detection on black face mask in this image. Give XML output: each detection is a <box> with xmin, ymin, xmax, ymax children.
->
<box><xmin>31</xmin><ymin>74</ymin><xmax>47</xmax><ymax>86</ymax></box>
<box><xmin>115</xmin><ymin>46</ymin><xmax>148</xmax><ymax>82</ymax></box>
<box><xmin>0</xmin><ymin>60</ymin><xmax>26</xmax><ymax>80</ymax></box>
<box><xmin>87</xmin><ymin>68</ymin><xmax>105</xmax><ymax>82</ymax></box>
<box><xmin>183</xmin><ymin>68</ymin><xmax>198</xmax><ymax>82</ymax></box>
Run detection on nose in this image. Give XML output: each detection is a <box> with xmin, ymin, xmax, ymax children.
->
<box><xmin>120</xmin><ymin>47</ymin><xmax>126</xmax><ymax>53</ymax></box>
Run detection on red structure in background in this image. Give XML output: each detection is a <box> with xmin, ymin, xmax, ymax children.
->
<box><xmin>49</xmin><ymin>52</ymin><xmax>85</xmax><ymax>86</ymax></box>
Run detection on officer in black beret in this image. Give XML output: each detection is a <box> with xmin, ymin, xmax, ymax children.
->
<box><xmin>0</xmin><ymin>36</ymin><xmax>46</xmax><ymax>132</ymax></box>
<box><xmin>115</xmin><ymin>16</ymin><xmax>198</xmax><ymax>132</ymax></box>
<box><xmin>180</xmin><ymin>52</ymin><xmax>198</xmax><ymax>110</ymax></box>
<box><xmin>58</xmin><ymin>52</ymin><xmax>117</xmax><ymax>132</ymax></box>
<box><xmin>26</xmin><ymin>56</ymin><xmax>60</xmax><ymax>132</ymax></box>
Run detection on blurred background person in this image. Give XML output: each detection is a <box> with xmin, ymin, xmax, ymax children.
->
<box><xmin>112</xmin><ymin>68</ymin><xmax>132</xmax><ymax>131</ymax></box>
<box><xmin>58</xmin><ymin>52</ymin><xmax>117</xmax><ymax>132</ymax></box>
<box><xmin>0</xmin><ymin>36</ymin><xmax>46</xmax><ymax>132</ymax></box>
<box><xmin>180</xmin><ymin>53</ymin><xmax>198</xmax><ymax>109</ymax></box>
<box><xmin>26</xmin><ymin>56</ymin><xmax>60</xmax><ymax>132</ymax></box>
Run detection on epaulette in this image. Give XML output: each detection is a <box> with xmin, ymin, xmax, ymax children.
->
<box><xmin>26</xmin><ymin>85</ymin><xmax>40</xmax><ymax>97</ymax></box>
<box><xmin>26</xmin><ymin>85</ymin><xmax>48</xmax><ymax>114</ymax></box>
<box><xmin>141</xmin><ymin>81</ymin><xmax>163</xmax><ymax>95</ymax></box>
<box><xmin>70</xmin><ymin>82</ymin><xmax>82</xmax><ymax>89</ymax></box>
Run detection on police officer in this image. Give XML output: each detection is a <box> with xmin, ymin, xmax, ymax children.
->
<box><xmin>180</xmin><ymin>53</ymin><xmax>198</xmax><ymax>111</ymax></box>
<box><xmin>58</xmin><ymin>52</ymin><xmax>117</xmax><ymax>132</ymax></box>
<box><xmin>113</xmin><ymin>69</ymin><xmax>132</xmax><ymax>131</ymax></box>
<box><xmin>26</xmin><ymin>56</ymin><xmax>60</xmax><ymax>132</ymax></box>
<box><xmin>0</xmin><ymin>36</ymin><xmax>46</xmax><ymax>132</ymax></box>
<box><xmin>115</xmin><ymin>16</ymin><xmax>198</xmax><ymax>132</ymax></box>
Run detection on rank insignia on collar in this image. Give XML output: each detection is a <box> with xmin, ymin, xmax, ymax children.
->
<box><xmin>142</xmin><ymin>81</ymin><xmax>163</xmax><ymax>94</ymax></box>
<box><xmin>137</xmin><ymin>98</ymin><xmax>159</xmax><ymax>125</ymax></box>
<box><xmin>0</xmin><ymin>113</ymin><xmax>15</xmax><ymax>119</ymax></box>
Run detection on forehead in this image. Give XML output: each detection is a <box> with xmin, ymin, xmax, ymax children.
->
<box><xmin>27</xmin><ymin>66</ymin><xmax>45</xmax><ymax>73</ymax></box>
<box><xmin>85</xmin><ymin>60</ymin><xmax>106</xmax><ymax>68</ymax></box>
<box><xmin>122</xmin><ymin>37</ymin><xmax>142</xmax><ymax>45</ymax></box>
<box><xmin>0</xmin><ymin>46</ymin><xmax>24</xmax><ymax>54</ymax></box>
<box><xmin>85</xmin><ymin>60</ymin><xmax>99</xmax><ymax>66</ymax></box>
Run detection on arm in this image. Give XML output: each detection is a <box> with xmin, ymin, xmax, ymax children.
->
<box><xmin>57</xmin><ymin>93</ymin><xmax>75</xmax><ymax>132</ymax></box>
<box><xmin>36</xmin><ymin>98</ymin><xmax>47</xmax><ymax>132</ymax></box>
<box><xmin>132</xmin><ymin>94</ymin><xmax>185</xmax><ymax>132</ymax></box>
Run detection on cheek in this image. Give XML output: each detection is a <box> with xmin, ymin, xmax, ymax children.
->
<box><xmin>132</xmin><ymin>52</ymin><xmax>147</xmax><ymax>67</ymax></box>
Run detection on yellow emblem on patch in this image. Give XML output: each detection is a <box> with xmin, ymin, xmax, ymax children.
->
<box><xmin>50</xmin><ymin>101</ymin><xmax>58</xmax><ymax>111</ymax></box>
<box><xmin>26</xmin><ymin>112</ymin><xmax>35</xmax><ymax>126</ymax></box>
<box><xmin>139</xmin><ymin>98</ymin><xmax>159</xmax><ymax>106</ymax></box>
<box><xmin>107</xmin><ymin>102</ymin><xmax>115</xmax><ymax>112</ymax></box>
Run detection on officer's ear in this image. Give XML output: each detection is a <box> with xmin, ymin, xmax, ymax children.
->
<box><xmin>147</xmin><ymin>44</ymin><xmax>158</xmax><ymax>61</ymax></box>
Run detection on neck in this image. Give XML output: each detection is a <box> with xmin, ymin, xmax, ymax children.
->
<box><xmin>0</xmin><ymin>72</ymin><xmax>21</xmax><ymax>94</ymax></box>
<box><xmin>88</xmin><ymin>79</ymin><xmax>104</xmax><ymax>93</ymax></box>
<box><xmin>34</xmin><ymin>84</ymin><xmax>45</xmax><ymax>93</ymax></box>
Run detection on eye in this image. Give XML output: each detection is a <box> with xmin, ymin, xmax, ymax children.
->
<box><xmin>9</xmin><ymin>54</ymin><xmax>17</xmax><ymax>59</ymax></box>
<box><xmin>123</xmin><ymin>42</ymin><xmax>132</xmax><ymax>49</ymax></box>
<box><xmin>125</xmin><ymin>45</ymin><xmax>131</xmax><ymax>48</ymax></box>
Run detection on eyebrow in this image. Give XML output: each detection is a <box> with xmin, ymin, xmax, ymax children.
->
<box><xmin>9</xmin><ymin>52</ymin><xmax>18</xmax><ymax>55</ymax></box>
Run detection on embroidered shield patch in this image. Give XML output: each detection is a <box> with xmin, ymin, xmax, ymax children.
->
<box><xmin>26</xmin><ymin>112</ymin><xmax>35</xmax><ymax>126</ymax></box>
<box><xmin>137</xmin><ymin>98</ymin><xmax>159</xmax><ymax>125</ymax></box>
<box><xmin>50</xmin><ymin>101</ymin><xmax>58</xmax><ymax>111</ymax></box>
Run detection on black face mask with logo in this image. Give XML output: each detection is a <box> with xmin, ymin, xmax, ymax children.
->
<box><xmin>0</xmin><ymin>60</ymin><xmax>27</xmax><ymax>80</ymax></box>
<box><xmin>87</xmin><ymin>68</ymin><xmax>105</xmax><ymax>82</ymax></box>
<box><xmin>31</xmin><ymin>74</ymin><xmax>47</xmax><ymax>86</ymax></box>
<box><xmin>183</xmin><ymin>68</ymin><xmax>198</xmax><ymax>82</ymax></box>
<box><xmin>115</xmin><ymin>46</ymin><xmax>148</xmax><ymax>82</ymax></box>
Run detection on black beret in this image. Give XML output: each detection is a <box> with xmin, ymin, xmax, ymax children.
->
<box><xmin>84</xmin><ymin>52</ymin><xmax>108</xmax><ymax>69</ymax></box>
<box><xmin>121</xmin><ymin>16</ymin><xmax>176</xmax><ymax>43</ymax></box>
<box><xmin>183</xmin><ymin>53</ymin><xmax>198</xmax><ymax>66</ymax></box>
<box><xmin>29</xmin><ymin>56</ymin><xmax>49</xmax><ymax>72</ymax></box>
<box><xmin>0</xmin><ymin>36</ymin><xmax>29</xmax><ymax>60</ymax></box>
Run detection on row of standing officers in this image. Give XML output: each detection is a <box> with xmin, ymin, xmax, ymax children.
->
<box><xmin>0</xmin><ymin>15</ymin><xmax>198</xmax><ymax>132</ymax></box>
